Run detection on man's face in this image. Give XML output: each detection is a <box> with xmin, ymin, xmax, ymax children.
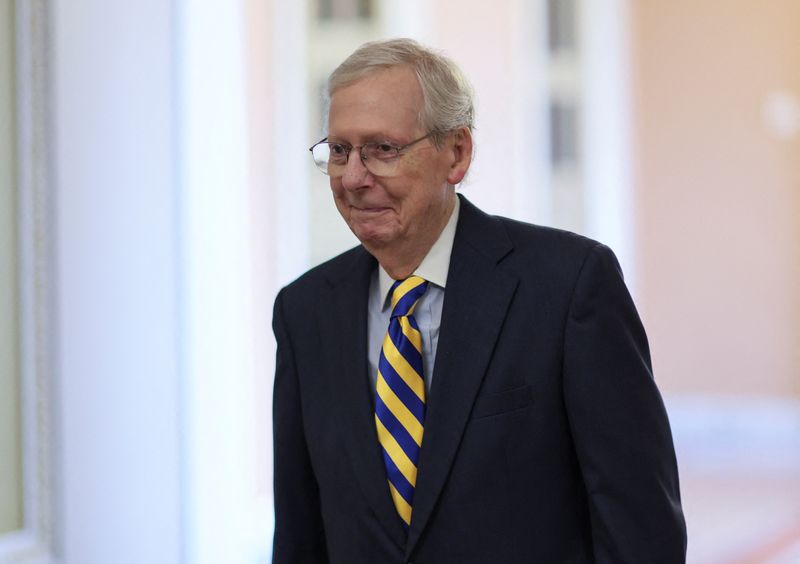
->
<box><xmin>327</xmin><ymin>66</ymin><xmax>461</xmax><ymax>252</ymax></box>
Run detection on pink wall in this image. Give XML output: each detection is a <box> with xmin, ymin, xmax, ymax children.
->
<box><xmin>632</xmin><ymin>0</ymin><xmax>800</xmax><ymax>397</ymax></box>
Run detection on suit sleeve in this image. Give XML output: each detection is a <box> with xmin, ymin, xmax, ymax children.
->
<box><xmin>563</xmin><ymin>244</ymin><xmax>687</xmax><ymax>564</ymax></box>
<box><xmin>272</xmin><ymin>289</ymin><xmax>329</xmax><ymax>564</ymax></box>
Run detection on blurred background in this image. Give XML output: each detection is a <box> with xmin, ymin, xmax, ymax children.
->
<box><xmin>1</xmin><ymin>0</ymin><xmax>798</xmax><ymax>562</ymax></box>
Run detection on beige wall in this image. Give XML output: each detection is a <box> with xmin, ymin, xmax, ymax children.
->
<box><xmin>632</xmin><ymin>0</ymin><xmax>800</xmax><ymax>397</ymax></box>
<box><xmin>0</xmin><ymin>0</ymin><xmax>23</xmax><ymax>535</ymax></box>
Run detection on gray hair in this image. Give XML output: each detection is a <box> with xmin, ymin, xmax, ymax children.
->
<box><xmin>325</xmin><ymin>38</ymin><xmax>475</xmax><ymax>146</ymax></box>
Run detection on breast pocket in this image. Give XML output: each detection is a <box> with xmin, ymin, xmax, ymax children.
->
<box><xmin>470</xmin><ymin>385</ymin><xmax>534</xmax><ymax>419</ymax></box>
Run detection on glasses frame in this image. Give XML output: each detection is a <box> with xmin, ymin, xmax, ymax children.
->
<box><xmin>308</xmin><ymin>131</ymin><xmax>438</xmax><ymax>177</ymax></box>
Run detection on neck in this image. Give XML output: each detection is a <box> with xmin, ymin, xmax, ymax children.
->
<box><xmin>366</xmin><ymin>193</ymin><xmax>456</xmax><ymax>280</ymax></box>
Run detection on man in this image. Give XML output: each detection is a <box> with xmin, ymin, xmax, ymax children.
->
<box><xmin>273</xmin><ymin>38</ymin><xmax>686</xmax><ymax>564</ymax></box>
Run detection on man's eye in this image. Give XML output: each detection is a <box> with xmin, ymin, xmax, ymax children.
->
<box><xmin>329</xmin><ymin>144</ymin><xmax>348</xmax><ymax>155</ymax></box>
<box><xmin>370</xmin><ymin>143</ymin><xmax>397</xmax><ymax>160</ymax></box>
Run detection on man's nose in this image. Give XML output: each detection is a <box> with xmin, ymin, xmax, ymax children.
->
<box><xmin>340</xmin><ymin>149</ymin><xmax>371</xmax><ymax>191</ymax></box>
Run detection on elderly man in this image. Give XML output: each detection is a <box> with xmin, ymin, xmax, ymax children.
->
<box><xmin>272</xmin><ymin>38</ymin><xmax>686</xmax><ymax>564</ymax></box>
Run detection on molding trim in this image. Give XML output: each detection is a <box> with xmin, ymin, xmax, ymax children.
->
<box><xmin>0</xmin><ymin>0</ymin><xmax>57</xmax><ymax>562</ymax></box>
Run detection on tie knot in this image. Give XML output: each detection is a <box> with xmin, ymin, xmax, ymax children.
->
<box><xmin>390</xmin><ymin>276</ymin><xmax>428</xmax><ymax>318</ymax></box>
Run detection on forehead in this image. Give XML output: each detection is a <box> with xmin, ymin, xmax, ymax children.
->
<box><xmin>328</xmin><ymin>66</ymin><xmax>424</xmax><ymax>139</ymax></box>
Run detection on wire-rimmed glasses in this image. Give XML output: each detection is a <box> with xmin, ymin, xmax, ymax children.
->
<box><xmin>309</xmin><ymin>132</ymin><xmax>437</xmax><ymax>177</ymax></box>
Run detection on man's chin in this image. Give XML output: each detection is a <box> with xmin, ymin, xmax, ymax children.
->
<box><xmin>349</xmin><ymin>223</ymin><xmax>397</xmax><ymax>250</ymax></box>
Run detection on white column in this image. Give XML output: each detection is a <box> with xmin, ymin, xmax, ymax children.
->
<box><xmin>177</xmin><ymin>0</ymin><xmax>262</xmax><ymax>562</ymax></box>
<box><xmin>53</xmin><ymin>1</ymin><xmax>182</xmax><ymax>562</ymax></box>
<box><xmin>510</xmin><ymin>0</ymin><xmax>550</xmax><ymax>224</ymax></box>
<box><xmin>579</xmin><ymin>0</ymin><xmax>636</xmax><ymax>291</ymax></box>
<box><xmin>380</xmin><ymin>0</ymin><xmax>433</xmax><ymax>42</ymax></box>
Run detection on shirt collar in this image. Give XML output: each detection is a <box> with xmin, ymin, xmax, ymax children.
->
<box><xmin>378</xmin><ymin>196</ymin><xmax>460</xmax><ymax>310</ymax></box>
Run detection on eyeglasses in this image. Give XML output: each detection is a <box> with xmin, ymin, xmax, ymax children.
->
<box><xmin>308</xmin><ymin>132</ymin><xmax>437</xmax><ymax>177</ymax></box>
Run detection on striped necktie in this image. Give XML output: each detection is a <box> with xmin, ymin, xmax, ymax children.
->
<box><xmin>375</xmin><ymin>275</ymin><xmax>429</xmax><ymax>529</ymax></box>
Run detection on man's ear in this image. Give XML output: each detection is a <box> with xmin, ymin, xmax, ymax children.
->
<box><xmin>446</xmin><ymin>127</ymin><xmax>473</xmax><ymax>185</ymax></box>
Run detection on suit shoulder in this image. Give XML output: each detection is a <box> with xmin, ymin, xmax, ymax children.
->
<box><xmin>456</xmin><ymin>195</ymin><xmax>616</xmax><ymax>282</ymax></box>
<box><xmin>483</xmin><ymin>215</ymin><xmax>630</xmax><ymax>316</ymax></box>
<box><xmin>494</xmin><ymin>215</ymin><xmax>608</xmax><ymax>267</ymax></box>
<box><xmin>477</xmin><ymin>213</ymin><xmax>630</xmax><ymax>298</ymax></box>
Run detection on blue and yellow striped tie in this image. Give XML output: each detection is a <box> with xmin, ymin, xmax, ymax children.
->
<box><xmin>375</xmin><ymin>275</ymin><xmax>429</xmax><ymax>529</ymax></box>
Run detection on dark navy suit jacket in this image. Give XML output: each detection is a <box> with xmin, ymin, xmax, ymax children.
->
<box><xmin>272</xmin><ymin>195</ymin><xmax>687</xmax><ymax>564</ymax></box>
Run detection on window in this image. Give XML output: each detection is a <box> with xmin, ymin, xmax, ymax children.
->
<box><xmin>547</xmin><ymin>0</ymin><xmax>577</xmax><ymax>54</ymax></box>
<box><xmin>317</xmin><ymin>0</ymin><xmax>374</xmax><ymax>21</ymax></box>
<box><xmin>549</xmin><ymin>100</ymin><xmax>579</xmax><ymax>167</ymax></box>
<box><xmin>545</xmin><ymin>0</ymin><xmax>584</xmax><ymax>233</ymax></box>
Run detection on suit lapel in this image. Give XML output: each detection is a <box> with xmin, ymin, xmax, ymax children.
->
<box><xmin>406</xmin><ymin>196</ymin><xmax>519</xmax><ymax>557</ymax></box>
<box><xmin>320</xmin><ymin>248</ymin><xmax>408</xmax><ymax>548</ymax></box>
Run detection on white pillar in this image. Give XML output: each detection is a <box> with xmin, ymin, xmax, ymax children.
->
<box><xmin>579</xmin><ymin>0</ymin><xmax>636</xmax><ymax>291</ymax></box>
<box><xmin>177</xmin><ymin>0</ymin><xmax>262</xmax><ymax>561</ymax></box>
<box><xmin>53</xmin><ymin>0</ymin><xmax>182</xmax><ymax>562</ymax></box>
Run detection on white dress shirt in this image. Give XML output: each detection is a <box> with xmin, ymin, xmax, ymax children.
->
<box><xmin>366</xmin><ymin>196</ymin><xmax>460</xmax><ymax>394</ymax></box>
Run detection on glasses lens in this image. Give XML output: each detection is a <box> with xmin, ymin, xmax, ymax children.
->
<box><xmin>310</xmin><ymin>141</ymin><xmax>404</xmax><ymax>177</ymax></box>
<box><xmin>311</xmin><ymin>143</ymin><xmax>332</xmax><ymax>175</ymax></box>
<box><xmin>360</xmin><ymin>143</ymin><xmax>399</xmax><ymax>177</ymax></box>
